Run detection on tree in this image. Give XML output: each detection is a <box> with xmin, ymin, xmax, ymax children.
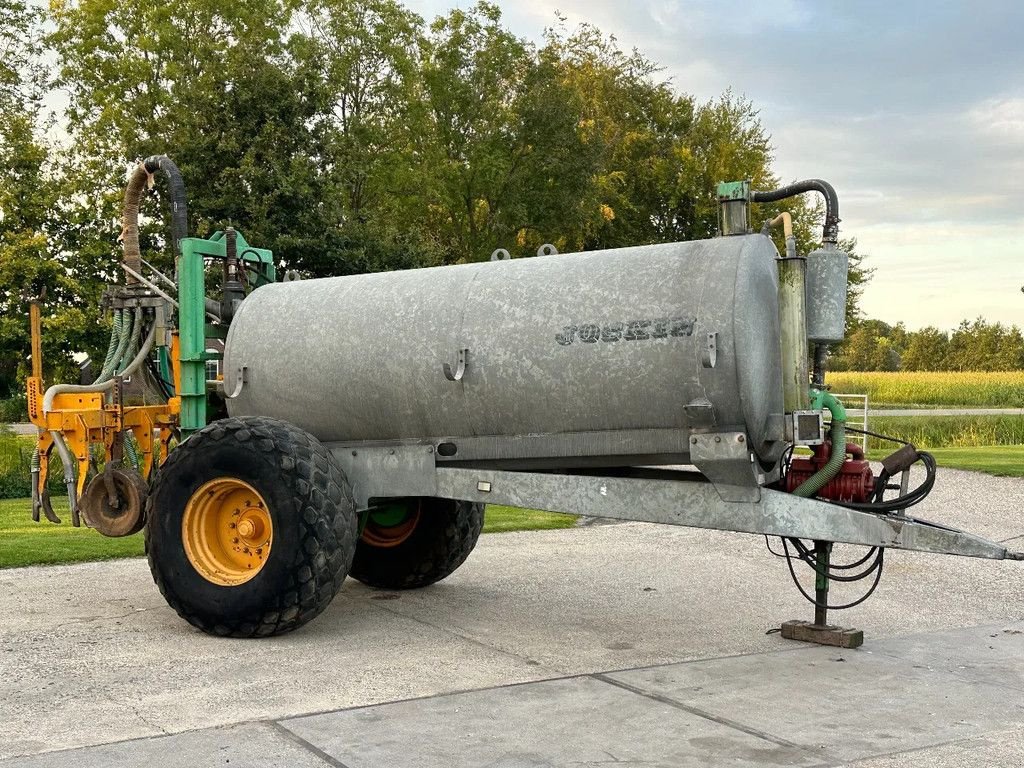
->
<box><xmin>413</xmin><ymin>3</ymin><xmax>597</xmax><ymax>262</ymax></box>
<box><xmin>829</xmin><ymin>319</ymin><xmax>902</xmax><ymax>371</ymax></box>
<box><xmin>0</xmin><ymin>0</ymin><xmax>98</xmax><ymax>394</ymax></box>
<box><xmin>945</xmin><ymin>318</ymin><xmax>1024</xmax><ymax>371</ymax></box>
<box><xmin>901</xmin><ymin>326</ymin><xmax>950</xmax><ymax>371</ymax></box>
<box><xmin>48</xmin><ymin>0</ymin><xmax>360</xmax><ymax>277</ymax></box>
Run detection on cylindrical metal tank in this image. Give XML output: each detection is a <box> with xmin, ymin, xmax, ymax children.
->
<box><xmin>225</xmin><ymin>234</ymin><xmax>785</xmax><ymax>464</ymax></box>
<box><xmin>805</xmin><ymin>246</ymin><xmax>849</xmax><ymax>344</ymax></box>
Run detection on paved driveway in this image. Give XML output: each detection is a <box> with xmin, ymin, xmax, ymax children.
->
<box><xmin>1</xmin><ymin>468</ymin><xmax>1022</xmax><ymax>766</ymax></box>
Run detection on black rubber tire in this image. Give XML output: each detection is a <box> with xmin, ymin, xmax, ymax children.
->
<box><xmin>350</xmin><ymin>498</ymin><xmax>484</xmax><ymax>590</ymax></box>
<box><xmin>145</xmin><ymin>416</ymin><xmax>357</xmax><ymax>637</ymax></box>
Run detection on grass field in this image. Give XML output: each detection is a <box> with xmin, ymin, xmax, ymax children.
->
<box><xmin>869</xmin><ymin>414</ymin><xmax>1024</xmax><ymax>449</ymax></box>
<box><xmin>0</xmin><ymin>498</ymin><xmax>577</xmax><ymax>570</ymax></box>
<box><xmin>826</xmin><ymin>371</ymin><xmax>1024</xmax><ymax>408</ymax></box>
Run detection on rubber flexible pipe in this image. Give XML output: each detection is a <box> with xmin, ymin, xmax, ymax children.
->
<box><xmin>122</xmin><ymin>155</ymin><xmax>189</xmax><ymax>281</ymax></box>
<box><xmin>98</xmin><ymin>310</ymin><xmax>134</xmax><ymax>384</ymax></box>
<box><xmin>95</xmin><ymin>310</ymin><xmax>125</xmax><ymax>382</ymax></box>
<box><xmin>49</xmin><ymin>429</ymin><xmax>78</xmax><ymax>512</ymax></box>
<box><xmin>765</xmin><ymin>211</ymin><xmax>798</xmax><ymax>259</ymax></box>
<box><xmin>30</xmin><ymin>446</ymin><xmax>41</xmax><ymax>515</ymax></box>
<box><xmin>124</xmin><ymin>432</ymin><xmax>140</xmax><ymax>470</ymax></box>
<box><xmin>143</xmin><ymin>155</ymin><xmax>189</xmax><ymax>260</ymax></box>
<box><xmin>751</xmin><ymin>179</ymin><xmax>840</xmax><ymax>244</ymax></box>
<box><xmin>116</xmin><ymin>307</ymin><xmax>143</xmax><ymax>374</ymax></box>
<box><xmin>792</xmin><ymin>389</ymin><xmax>848</xmax><ymax>498</ymax></box>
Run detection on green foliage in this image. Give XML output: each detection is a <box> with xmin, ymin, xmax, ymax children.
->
<box><xmin>0</xmin><ymin>395</ymin><xmax>27</xmax><ymax>423</ymax></box>
<box><xmin>0</xmin><ymin>429</ymin><xmax>65</xmax><ymax>498</ymax></box>
<box><xmin>830</xmin><ymin>318</ymin><xmax>1024</xmax><ymax>372</ymax></box>
<box><xmin>1</xmin><ymin>0</ymin><xmax>874</xmax><ymax>397</ymax></box>
<box><xmin>0</xmin><ymin>0</ymin><xmax>106</xmax><ymax>394</ymax></box>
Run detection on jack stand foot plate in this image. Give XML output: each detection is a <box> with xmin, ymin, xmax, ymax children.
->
<box><xmin>780</xmin><ymin>620</ymin><xmax>863</xmax><ymax>649</ymax></box>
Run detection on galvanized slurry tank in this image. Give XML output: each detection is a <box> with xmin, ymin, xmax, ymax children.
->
<box><xmin>225</xmin><ymin>234</ymin><xmax>785</xmax><ymax>463</ymax></box>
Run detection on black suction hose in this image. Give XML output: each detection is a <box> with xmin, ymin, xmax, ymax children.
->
<box><xmin>750</xmin><ymin>179</ymin><xmax>840</xmax><ymax>244</ymax></box>
<box><xmin>143</xmin><ymin>155</ymin><xmax>189</xmax><ymax>258</ymax></box>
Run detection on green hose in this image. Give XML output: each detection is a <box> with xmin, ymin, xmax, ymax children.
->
<box><xmin>95</xmin><ymin>311</ymin><xmax>124</xmax><ymax>383</ymax></box>
<box><xmin>124</xmin><ymin>432</ymin><xmax>140</xmax><ymax>470</ymax></box>
<box><xmin>792</xmin><ymin>389</ymin><xmax>848</xmax><ymax>498</ymax></box>
<box><xmin>116</xmin><ymin>308</ymin><xmax>143</xmax><ymax>374</ymax></box>
<box><xmin>98</xmin><ymin>310</ymin><xmax>134</xmax><ymax>384</ymax></box>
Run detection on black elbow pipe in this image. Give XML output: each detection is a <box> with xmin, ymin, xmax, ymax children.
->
<box><xmin>750</xmin><ymin>179</ymin><xmax>840</xmax><ymax>245</ymax></box>
<box><xmin>143</xmin><ymin>155</ymin><xmax>189</xmax><ymax>258</ymax></box>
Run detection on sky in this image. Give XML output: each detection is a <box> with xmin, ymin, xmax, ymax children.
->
<box><xmin>406</xmin><ymin>0</ymin><xmax>1024</xmax><ymax>331</ymax></box>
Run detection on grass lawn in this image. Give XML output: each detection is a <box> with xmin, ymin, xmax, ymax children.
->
<box><xmin>481</xmin><ymin>505</ymin><xmax>578</xmax><ymax>534</ymax></box>
<box><xmin>0</xmin><ymin>497</ymin><xmax>143</xmax><ymax>569</ymax></box>
<box><xmin>927</xmin><ymin>445</ymin><xmax>1024</xmax><ymax>478</ymax></box>
<box><xmin>0</xmin><ymin>496</ymin><xmax>577</xmax><ymax>570</ymax></box>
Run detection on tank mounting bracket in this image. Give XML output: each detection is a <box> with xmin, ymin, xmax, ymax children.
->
<box><xmin>689</xmin><ymin>431</ymin><xmax>759</xmax><ymax>502</ymax></box>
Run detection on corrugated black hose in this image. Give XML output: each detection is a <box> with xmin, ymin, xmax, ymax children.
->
<box><xmin>750</xmin><ymin>179</ymin><xmax>841</xmax><ymax>244</ymax></box>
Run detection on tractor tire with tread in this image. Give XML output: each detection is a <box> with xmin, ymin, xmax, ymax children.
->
<box><xmin>351</xmin><ymin>498</ymin><xmax>484</xmax><ymax>590</ymax></box>
<box><xmin>145</xmin><ymin>416</ymin><xmax>357</xmax><ymax>637</ymax></box>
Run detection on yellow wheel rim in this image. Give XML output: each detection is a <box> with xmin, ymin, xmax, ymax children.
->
<box><xmin>182</xmin><ymin>477</ymin><xmax>272</xmax><ymax>586</ymax></box>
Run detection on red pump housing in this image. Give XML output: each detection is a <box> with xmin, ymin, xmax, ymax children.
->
<box><xmin>786</xmin><ymin>441</ymin><xmax>875</xmax><ymax>503</ymax></box>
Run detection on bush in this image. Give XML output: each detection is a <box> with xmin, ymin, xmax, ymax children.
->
<box><xmin>0</xmin><ymin>428</ymin><xmax>66</xmax><ymax>499</ymax></box>
<box><xmin>0</xmin><ymin>395</ymin><xmax>28</xmax><ymax>423</ymax></box>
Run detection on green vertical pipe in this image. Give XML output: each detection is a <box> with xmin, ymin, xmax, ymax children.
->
<box><xmin>178</xmin><ymin>238</ymin><xmax>207</xmax><ymax>434</ymax></box>
<box><xmin>792</xmin><ymin>389</ymin><xmax>848</xmax><ymax>498</ymax></box>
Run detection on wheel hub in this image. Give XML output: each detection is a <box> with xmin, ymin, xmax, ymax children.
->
<box><xmin>182</xmin><ymin>477</ymin><xmax>272</xmax><ymax>586</ymax></box>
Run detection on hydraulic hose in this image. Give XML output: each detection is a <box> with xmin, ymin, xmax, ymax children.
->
<box><xmin>99</xmin><ymin>309</ymin><xmax>134</xmax><ymax>384</ymax></box>
<box><xmin>124</xmin><ymin>432</ymin><xmax>140</xmax><ymax>470</ymax></box>
<box><xmin>792</xmin><ymin>389</ymin><xmax>847</xmax><ymax>498</ymax></box>
<box><xmin>751</xmin><ymin>179</ymin><xmax>840</xmax><ymax>244</ymax></box>
<box><xmin>96</xmin><ymin>310</ymin><xmax>125</xmax><ymax>383</ymax></box>
<box><xmin>30</xmin><ymin>446</ymin><xmax>41</xmax><ymax>517</ymax></box>
<box><xmin>116</xmin><ymin>307</ymin><xmax>143</xmax><ymax>374</ymax></box>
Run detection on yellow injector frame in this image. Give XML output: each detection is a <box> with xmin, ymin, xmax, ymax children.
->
<box><xmin>26</xmin><ymin>297</ymin><xmax>181</xmax><ymax>532</ymax></box>
<box><xmin>26</xmin><ymin>159</ymin><xmax>184</xmax><ymax>534</ymax></box>
<box><xmin>26</xmin><ymin>154</ymin><xmax>272</xmax><ymax>536</ymax></box>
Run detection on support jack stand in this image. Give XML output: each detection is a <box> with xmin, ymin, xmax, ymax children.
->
<box><xmin>780</xmin><ymin>541</ymin><xmax>864</xmax><ymax>649</ymax></box>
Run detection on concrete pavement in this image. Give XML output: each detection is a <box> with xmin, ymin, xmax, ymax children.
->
<box><xmin>1</xmin><ymin>467</ymin><xmax>1022</xmax><ymax>766</ymax></box>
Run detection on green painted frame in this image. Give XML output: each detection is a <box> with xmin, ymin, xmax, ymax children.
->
<box><xmin>178</xmin><ymin>231</ymin><xmax>274</xmax><ymax>435</ymax></box>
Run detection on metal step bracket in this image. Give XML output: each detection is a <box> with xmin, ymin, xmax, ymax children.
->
<box><xmin>689</xmin><ymin>430</ymin><xmax>760</xmax><ymax>502</ymax></box>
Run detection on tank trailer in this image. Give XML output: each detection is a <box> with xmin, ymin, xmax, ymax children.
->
<box><xmin>25</xmin><ymin>158</ymin><xmax>1023</xmax><ymax>645</ymax></box>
